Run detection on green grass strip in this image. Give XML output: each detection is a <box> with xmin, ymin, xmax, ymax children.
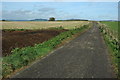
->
<box><xmin>99</xmin><ymin>25</ymin><xmax>119</xmax><ymax>78</ymax></box>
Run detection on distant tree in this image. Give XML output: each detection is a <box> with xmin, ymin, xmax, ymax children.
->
<box><xmin>2</xmin><ymin>19</ymin><xmax>6</xmax><ymax>21</ymax></box>
<box><xmin>49</xmin><ymin>17</ymin><xmax>55</xmax><ymax>21</ymax></box>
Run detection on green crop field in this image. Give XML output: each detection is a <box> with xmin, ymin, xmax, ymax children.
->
<box><xmin>101</xmin><ymin>21</ymin><xmax>118</xmax><ymax>31</ymax></box>
<box><xmin>1</xmin><ymin>21</ymin><xmax>89</xmax><ymax>30</ymax></box>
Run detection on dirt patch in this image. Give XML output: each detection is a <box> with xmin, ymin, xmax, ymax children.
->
<box><xmin>2</xmin><ymin>29</ymin><xmax>67</xmax><ymax>57</ymax></box>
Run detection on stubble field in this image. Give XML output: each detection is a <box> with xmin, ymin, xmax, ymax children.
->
<box><xmin>1</xmin><ymin>21</ymin><xmax>89</xmax><ymax>29</ymax></box>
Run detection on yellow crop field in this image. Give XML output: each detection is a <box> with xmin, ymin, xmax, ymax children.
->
<box><xmin>1</xmin><ymin>21</ymin><xmax>89</xmax><ymax>29</ymax></box>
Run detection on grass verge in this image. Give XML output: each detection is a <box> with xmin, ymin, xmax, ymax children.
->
<box><xmin>98</xmin><ymin>22</ymin><xmax>119</xmax><ymax>78</ymax></box>
<box><xmin>2</xmin><ymin>26</ymin><xmax>65</xmax><ymax>31</ymax></box>
<box><xmin>2</xmin><ymin>24</ymin><xmax>90</xmax><ymax>78</ymax></box>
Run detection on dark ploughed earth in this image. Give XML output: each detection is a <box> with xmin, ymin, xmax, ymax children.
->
<box><xmin>2</xmin><ymin>29</ymin><xmax>67</xmax><ymax>57</ymax></box>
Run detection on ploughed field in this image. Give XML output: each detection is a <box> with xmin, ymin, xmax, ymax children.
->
<box><xmin>2</xmin><ymin>29</ymin><xmax>67</xmax><ymax>57</ymax></box>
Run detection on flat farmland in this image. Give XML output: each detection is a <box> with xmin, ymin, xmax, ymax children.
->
<box><xmin>2</xmin><ymin>21</ymin><xmax>89</xmax><ymax>56</ymax></box>
<box><xmin>1</xmin><ymin>21</ymin><xmax>89</xmax><ymax>29</ymax></box>
<box><xmin>2</xmin><ymin>21</ymin><xmax>90</xmax><ymax>78</ymax></box>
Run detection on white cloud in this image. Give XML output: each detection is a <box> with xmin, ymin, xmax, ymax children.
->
<box><xmin>2</xmin><ymin>10</ymin><xmax>34</xmax><ymax>20</ymax></box>
<box><xmin>2</xmin><ymin>7</ymin><xmax>81</xmax><ymax>20</ymax></box>
<box><xmin>2</xmin><ymin>7</ymin><xmax>62</xmax><ymax>20</ymax></box>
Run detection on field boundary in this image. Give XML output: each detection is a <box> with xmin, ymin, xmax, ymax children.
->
<box><xmin>98</xmin><ymin>22</ymin><xmax>119</xmax><ymax>78</ymax></box>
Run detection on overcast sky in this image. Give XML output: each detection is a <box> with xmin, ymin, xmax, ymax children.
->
<box><xmin>1</xmin><ymin>2</ymin><xmax>118</xmax><ymax>20</ymax></box>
